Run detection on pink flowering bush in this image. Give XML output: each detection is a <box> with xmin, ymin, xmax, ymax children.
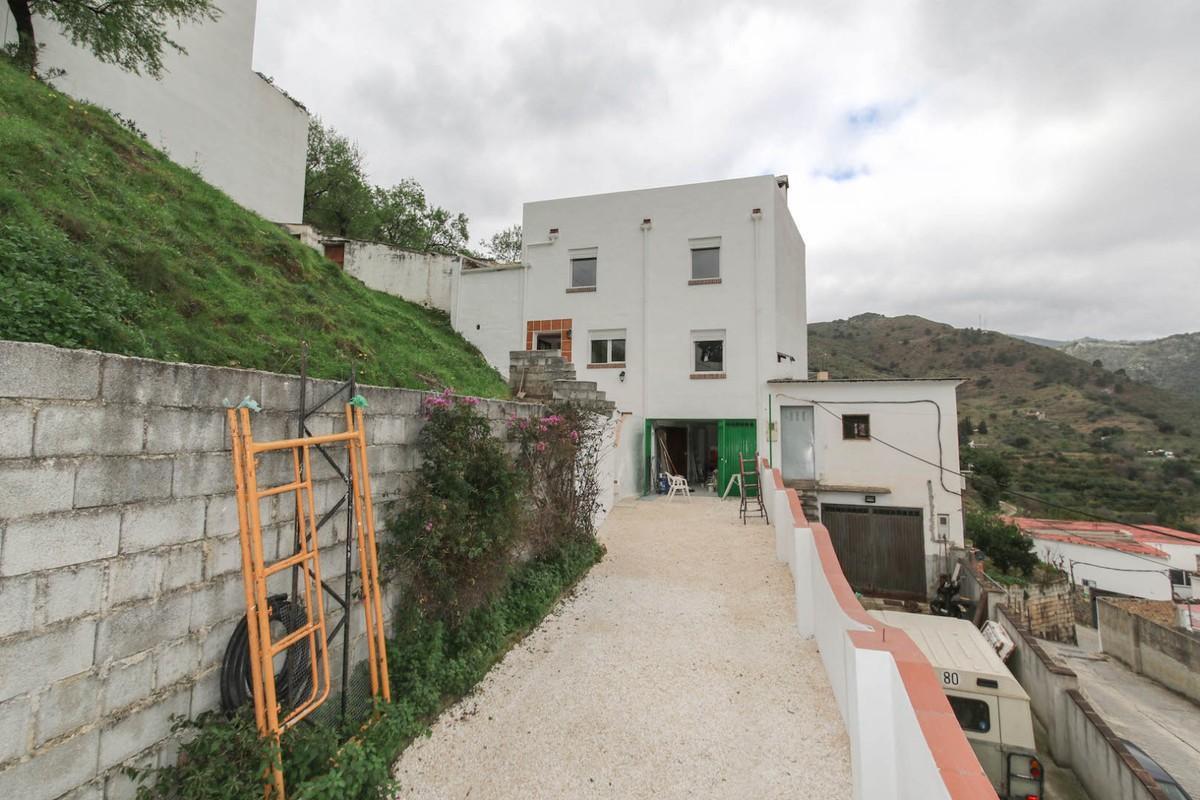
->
<box><xmin>385</xmin><ymin>389</ymin><xmax>521</xmax><ymax>619</ymax></box>
<box><xmin>507</xmin><ymin>402</ymin><xmax>605</xmax><ymax>550</ymax></box>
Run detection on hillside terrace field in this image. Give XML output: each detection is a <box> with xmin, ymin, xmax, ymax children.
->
<box><xmin>809</xmin><ymin>314</ymin><xmax>1200</xmax><ymax>528</ymax></box>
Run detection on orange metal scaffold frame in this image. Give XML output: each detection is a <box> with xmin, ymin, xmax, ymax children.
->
<box><xmin>227</xmin><ymin>404</ymin><xmax>390</xmax><ymax>799</ymax></box>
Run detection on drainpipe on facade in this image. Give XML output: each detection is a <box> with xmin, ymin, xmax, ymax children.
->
<box><xmin>640</xmin><ymin>218</ymin><xmax>651</xmax><ymax>420</ymax></box>
<box><xmin>751</xmin><ymin>208</ymin><xmax>764</xmax><ymax>458</ymax></box>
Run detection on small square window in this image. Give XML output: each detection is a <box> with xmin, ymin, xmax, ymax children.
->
<box><xmin>571</xmin><ymin>257</ymin><xmax>597</xmax><ymax>288</ymax></box>
<box><xmin>694</xmin><ymin>339</ymin><xmax>724</xmax><ymax>372</ymax></box>
<box><xmin>589</xmin><ymin>331</ymin><xmax>626</xmax><ymax>365</ymax></box>
<box><xmin>843</xmin><ymin>415</ymin><xmax>870</xmax><ymax>440</ymax></box>
<box><xmin>691</xmin><ymin>247</ymin><xmax>720</xmax><ymax>280</ymax></box>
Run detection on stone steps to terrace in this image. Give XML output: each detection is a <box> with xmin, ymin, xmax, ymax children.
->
<box><xmin>509</xmin><ymin>350</ymin><xmax>615</xmax><ymax>413</ymax></box>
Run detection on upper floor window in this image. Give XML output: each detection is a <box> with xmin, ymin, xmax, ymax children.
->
<box><xmin>691</xmin><ymin>329</ymin><xmax>725</xmax><ymax>375</ymax></box>
<box><xmin>569</xmin><ymin>247</ymin><xmax>597</xmax><ymax>290</ymax></box>
<box><xmin>842</xmin><ymin>414</ymin><xmax>870</xmax><ymax>440</ymax></box>
<box><xmin>589</xmin><ymin>329</ymin><xmax>626</xmax><ymax>366</ymax></box>
<box><xmin>689</xmin><ymin>237</ymin><xmax>721</xmax><ymax>283</ymax></box>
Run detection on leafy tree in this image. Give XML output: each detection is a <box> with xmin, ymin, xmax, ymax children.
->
<box><xmin>373</xmin><ymin>179</ymin><xmax>468</xmax><ymax>254</ymax></box>
<box><xmin>964</xmin><ymin>447</ymin><xmax>1012</xmax><ymax>509</ymax></box>
<box><xmin>480</xmin><ymin>224</ymin><xmax>522</xmax><ymax>262</ymax></box>
<box><xmin>966</xmin><ymin>511</ymin><xmax>1038</xmax><ymax>577</ymax></box>
<box><xmin>958</xmin><ymin>416</ymin><xmax>974</xmax><ymax>444</ymax></box>
<box><xmin>302</xmin><ymin>117</ymin><xmax>376</xmax><ymax>239</ymax></box>
<box><xmin>302</xmin><ymin>118</ymin><xmax>470</xmax><ymax>254</ymax></box>
<box><xmin>6</xmin><ymin>0</ymin><xmax>218</xmax><ymax>75</ymax></box>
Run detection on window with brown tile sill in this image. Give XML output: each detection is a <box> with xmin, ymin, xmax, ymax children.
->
<box><xmin>689</xmin><ymin>372</ymin><xmax>727</xmax><ymax>380</ymax></box>
<box><xmin>588</xmin><ymin>362</ymin><xmax>626</xmax><ymax>369</ymax></box>
<box><xmin>687</xmin><ymin>278</ymin><xmax>722</xmax><ymax>286</ymax></box>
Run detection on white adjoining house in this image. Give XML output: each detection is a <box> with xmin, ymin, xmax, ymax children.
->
<box><xmin>449</xmin><ymin>175</ymin><xmax>966</xmax><ymax>598</ymax></box>
<box><xmin>2</xmin><ymin>0</ymin><xmax>309</xmax><ymax>222</ymax></box>
<box><xmin>1010</xmin><ymin>517</ymin><xmax>1200</xmax><ymax>601</ymax></box>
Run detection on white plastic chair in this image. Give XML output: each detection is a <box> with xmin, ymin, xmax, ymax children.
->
<box><xmin>666</xmin><ymin>474</ymin><xmax>691</xmax><ymax>502</ymax></box>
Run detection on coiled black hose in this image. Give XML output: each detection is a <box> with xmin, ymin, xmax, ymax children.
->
<box><xmin>220</xmin><ymin>594</ymin><xmax>314</xmax><ymax>714</ymax></box>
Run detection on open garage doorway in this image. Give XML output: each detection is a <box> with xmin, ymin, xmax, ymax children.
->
<box><xmin>643</xmin><ymin>419</ymin><xmax>757</xmax><ymax>496</ymax></box>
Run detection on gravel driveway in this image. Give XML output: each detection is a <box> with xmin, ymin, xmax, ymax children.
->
<box><xmin>393</xmin><ymin>496</ymin><xmax>852</xmax><ymax>799</ymax></box>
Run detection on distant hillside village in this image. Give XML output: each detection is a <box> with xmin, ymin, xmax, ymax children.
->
<box><xmin>2</xmin><ymin>3</ymin><xmax>1198</xmax><ymax>800</ymax></box>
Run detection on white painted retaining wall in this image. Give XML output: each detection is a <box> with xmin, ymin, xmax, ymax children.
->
<box><xmin>760</xmin><ymin>462</ymin><xmax>996</xmax><ymax>800</ymax></box>
<box><xmin>341</xmin><ymin>241</ymin><xmax>457</xmax><ymax>311</ymax></box>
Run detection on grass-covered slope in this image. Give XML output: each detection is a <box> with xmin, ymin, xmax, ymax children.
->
<box><xmin>810</xmin><ymin>313</ymin><xmax>1200</xmax><ymax>528</ymax></box>
<box><xmin>0</xmin><ymin>59</ymin><xmax>507</xmax><ymax>397</ymax></box>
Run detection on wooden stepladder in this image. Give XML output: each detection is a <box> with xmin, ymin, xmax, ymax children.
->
<box><xmin>227</xmin><ymin>404</ymin><xmax>390</xmax><ymax>799</ymax></box>
<box><xmin>737</xmin><ymin>452</ymin><xmax>769</xmax><ymax>525</ymax></box>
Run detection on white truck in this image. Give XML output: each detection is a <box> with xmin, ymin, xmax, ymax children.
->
<box><xmin>870</xmin><ymin>610</ymin><xmax>1044</xmax><ymax>799</ymax></box>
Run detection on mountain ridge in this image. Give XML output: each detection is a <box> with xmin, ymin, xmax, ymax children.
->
<box><xmin>808</xmin><ymin>313</ymin><xmax>1199</xmax><ymax>529</ymax></box>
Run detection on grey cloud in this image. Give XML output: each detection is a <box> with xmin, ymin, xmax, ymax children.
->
<box><xmin>254</xmin><ymin>0</ymin><xmax>1200</xmax><ymax>340</ymax></box>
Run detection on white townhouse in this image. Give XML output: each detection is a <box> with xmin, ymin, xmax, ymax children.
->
<box><xmin>452</xmin><ymin>175</ymin><xmax>966</xmax><ymax>598</ymax></box>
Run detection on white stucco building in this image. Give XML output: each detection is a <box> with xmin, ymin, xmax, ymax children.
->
<box><xmin>1012</xmin><ymin>517</ymin><xmax>1199</xmax><ymax>601</ymax></box>
<box><xmin>3</xmin><ymin>1</ymin><xmax>309</xmax><ymax>222</ymax></box>
<box><xmin>449</xmin><ymin>175</ymin><xmax>966</xmax><ymax>597</ymax></box>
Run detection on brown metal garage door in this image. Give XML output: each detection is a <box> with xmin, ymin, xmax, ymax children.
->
<box><xmin>821</xmin><ymin>504</ymin><xmax>926</xmax><ymax>599</ymax></box>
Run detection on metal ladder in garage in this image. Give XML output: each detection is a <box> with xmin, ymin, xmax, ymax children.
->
<box><xmin>737</xmin><ymin>452</ymin><xmax>768</xmax><ymax>525</ymax></box>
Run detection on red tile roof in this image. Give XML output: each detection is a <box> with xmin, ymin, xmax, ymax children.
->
<box><xmin>1005</xmin><ymin>516</ymin><xmax>1200</xmax><ymax>558</ymax></box>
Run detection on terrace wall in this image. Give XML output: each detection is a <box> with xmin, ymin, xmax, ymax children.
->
<box><xmin>1097</xmin><ymin>598</ymin><xmax>1200</xmax><ymax>703</ymax></box>
<box><xmin>0</xmin><ymin>340</ymin><xmax>540</xmax><ymax>800</ymax></box>
<box><xmin>996</xmin><ymin>607</ymin><xmax>1170</xmax><ymax>800</ymax></box>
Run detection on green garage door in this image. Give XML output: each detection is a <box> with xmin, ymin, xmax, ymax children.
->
<box><xmin>718</xmin><ymin>419</ymin><xmax>757</xmax><ymax>497</ymax></box>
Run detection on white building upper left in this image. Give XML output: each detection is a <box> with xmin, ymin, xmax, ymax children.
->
<box><xmin>3</xmin><ymin>1</ymin><xmax>309</xmax><ymax>223</ymax></box>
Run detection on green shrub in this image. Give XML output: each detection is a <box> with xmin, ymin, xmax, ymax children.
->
<box><xmin>966</xmin><ymin>511</ymin><xmax>1038</xmax><ymax>577</ymax></box>
<box><xmin>131</xmin><ymin>538</ymin><xmax>603</xmax><ymax>800</ymax></box>
<box><xmin>963</xmin><ymin>448</ymin><xmax>1012</xmax><ymax>508</ymax></box>
<box><xmin>386</xmin><ymin>389</ymin><xmax>523</xmax><ymax>619</ymax></box>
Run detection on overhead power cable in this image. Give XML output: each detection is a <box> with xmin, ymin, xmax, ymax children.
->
<box><xmin>773</xmin><ymin>393</ymin><xmax>1200</xmax><ymax>547</ymax></box>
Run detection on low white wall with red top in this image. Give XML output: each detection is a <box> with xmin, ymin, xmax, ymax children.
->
<box><xmin>760</xmin><ymin>461</ymin><xmax>997</xmax><ymax>800</ymax></box>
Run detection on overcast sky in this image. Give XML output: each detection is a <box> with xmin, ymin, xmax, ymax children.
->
<box><xmin>253</xmin><ymin>1</ymin><xmax>1198</xmax><ymax>341</ymax></box>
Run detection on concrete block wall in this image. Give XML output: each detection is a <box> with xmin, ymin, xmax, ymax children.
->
<box><xmin>1004</xmin><ymin>579</ymin><xmax>1075</xmax><ymax>643</ymax></box>
<box><xmin>0</xmin><ymin>340</ymin><xmax>541</xmax><ymax>800</ymax></box>
<box><xmin>1098</xmin><ymin>599</ymin><xmax>1200</xmax><ymax>704</ymax></box>
<box><xmin>996</xmin><ymin>607</ymin><xmax>1169</xmax><ymax>800</ymax></box>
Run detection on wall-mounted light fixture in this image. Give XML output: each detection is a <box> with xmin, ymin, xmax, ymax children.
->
<box><xmin>618</xmin><ymin>370</ymin><xmax>626</xmax><ymax>383</ymax></box>
<box><xmin>549</xmin><ymin>227</ymin><xmax>559</xmax><ymax>240</ymax></box>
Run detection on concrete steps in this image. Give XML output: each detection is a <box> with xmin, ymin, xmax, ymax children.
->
<box><xmin>799</xmin><ymin>490</ymin><xmax>820</xmax><ymax>523</ymax></box>
<box><xmin>509</xmin><ymin>350</ymin><xmax>614</xmax><ymax>412</ymax></box>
